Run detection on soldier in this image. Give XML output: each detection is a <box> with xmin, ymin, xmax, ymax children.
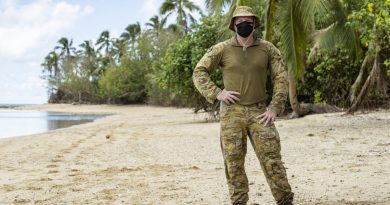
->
<box><xmin>192</xmin><ymin>6</ymin><xmax>294</xmax><ymax>205</ymax></box>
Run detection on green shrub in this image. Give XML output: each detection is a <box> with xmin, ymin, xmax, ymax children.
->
<box><xmin>99</xmin><ymin>55</ymin><xmax>146</xmax><ymax>103</ymax></box>
<box><xmin>298</xmin><ymin>49</ymin><xmax>360</xmax><ymax>107</ymax></box>
<box><xmin>157</xmin><ymin>16</ymin><xmax>224</xmax><ymax>109</ymax></box>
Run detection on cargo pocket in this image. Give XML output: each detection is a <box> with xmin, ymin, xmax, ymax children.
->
<box><xmin>257</xmin><ymin>125</ymin><xmax>281</xmax><ymax>153</ymax></box>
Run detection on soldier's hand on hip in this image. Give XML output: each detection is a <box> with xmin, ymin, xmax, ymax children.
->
<box><xmin>257</xmin><ymin>109</ymin><xmax>276</xmax><ymax>127</ymax></box>
<box><xmin>217</xmin><ymin>89</ymin><xmax>240</xmax><ymax>105</ymax></box>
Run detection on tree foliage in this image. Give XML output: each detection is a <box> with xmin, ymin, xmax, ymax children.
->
<box><xmin>157</xmin><ymin>15</ymin><xmax>224</xmax><ymax>109</ymax></box>
<box><xmin>41</xmin><ymin>0</ymin><xmax>389</xmax><ymax>113</ymax></box>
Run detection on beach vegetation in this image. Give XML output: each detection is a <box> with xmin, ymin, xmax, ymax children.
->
<box><xmin>41</xmin><ymin>0</ymin><xmax>389</xmax><ymax>116</ymax></box>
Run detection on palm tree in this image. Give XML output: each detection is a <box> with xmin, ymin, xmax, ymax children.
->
<box><xmin>121</xmin><ymin>22</ymin><xmax>141</xmax><ymax>48</ymax></box>
<box><xmin>41</xmin><ymin>51</ymin><xmax>61</xmax><ymax>97</ymax></box>
<box><xmin>166</xmin><ymin>24</ymin><xmax>181</xmax><ymax>33</ymax></box>
<box><xmin>96</xmin><ymin>30</ymin><xmax>112</xmax><ymax>56</ymax></box>
<box><xmin>42</xmin><ymin>51</ymin><xmax>60</xmax><ymax>78</ymax></box>
<box><xmin>111</xmin><ymin>38</ymin><xmax>129</xmax><ymax>62</ymax></box>
<box><xmin>308</xmin><ymin>1</ymin><xmax>363</xmax><ymax>105</ymax></box>
<box><xmin>145</xmin><ymin>15</ymin><xmax>167</xmax><ymax>37</ymax></box>
<box><xmin>78</xmin><ymin>40</ymin><xmax>100</xmax><ymax>78</ymax></box>
<box><xmin>55</xmin><ymin>37</ymin><xmax>75</xmax><ymax>58</ymax></box>
<box><xmin>79</xmin><ymin>40</ymin><xmax>96</xmax><ymax>59</ymax></box>
<box><xmin>205</xmin><ymin>0</ymin><xmax>234</xmax><ymax>13</ymax></box>
<box><xmin>159</xmin><ymin>0</ymin><xmax>202</xmax><ymax>33</ymax></box>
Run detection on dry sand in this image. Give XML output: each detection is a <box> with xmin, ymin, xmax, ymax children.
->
<box><xmin>0</xmin><ymin>104</ymin><xmax>389</xmax><ymax>205</ymax></box>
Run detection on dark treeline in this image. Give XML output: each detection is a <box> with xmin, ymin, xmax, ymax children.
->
<box><xmin>41</xmin><ymin>0</ymin><xmax>389</xmax><ymax>116</ymax></box>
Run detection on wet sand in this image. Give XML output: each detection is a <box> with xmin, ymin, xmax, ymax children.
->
<box><xmin>0</xmin><ymin>104</ymin><xmax>389</xmax><ymax>204</ymax></box>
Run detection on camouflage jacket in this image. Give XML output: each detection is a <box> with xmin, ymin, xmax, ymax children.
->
<box><xmin>192</xmin><ymin>36</ymin><xmax>288</xmax><ymax>115</ymax></box>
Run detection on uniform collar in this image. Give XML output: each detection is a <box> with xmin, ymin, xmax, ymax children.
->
<box><xmin>228</xmin><ymin>35</ymin><xmax>260</xmax><ymax>47</ymax></box>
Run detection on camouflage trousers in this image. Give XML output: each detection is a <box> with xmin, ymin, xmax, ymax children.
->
<box><xmin>219</xmin><ymin>102</ymin><xmax>294</xmax><ymax>205</ymax></box>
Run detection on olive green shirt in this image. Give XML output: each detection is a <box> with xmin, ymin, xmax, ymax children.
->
<box><xmin>192</xmin><ymin>36</ymin><xmax>288</xmax><ymax>115</ymax></box>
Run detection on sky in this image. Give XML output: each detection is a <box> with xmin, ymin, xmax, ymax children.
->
<box><xmin>0</xmin><ymin>0</ymin><xmax>206</xmax><ymax>104</ymax></box>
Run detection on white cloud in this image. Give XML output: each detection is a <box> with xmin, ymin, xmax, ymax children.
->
<box><xmin>141</xmin><ymin>0</ymin><xmax>159</xmax><ymax>20</ymax></box>
<box><xmin>0</xmin><ymin>0</ymin><xmax>94</xmax><ymax>60</ymax></box>
<box><xmin>0</xmin><ymin>60</ymin><xmax>48</xmax><ymax>104</ymax></box>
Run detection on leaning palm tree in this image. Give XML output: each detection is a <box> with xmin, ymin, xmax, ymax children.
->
<box><xmin>160</xmin><ymin>0</ymin><xmax>202</xmax><ymax>33</ymax></box>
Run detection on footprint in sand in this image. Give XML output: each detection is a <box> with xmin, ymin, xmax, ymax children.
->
<box><xmin>67</xmin><ymin>168</ymin><xmax>82</xmax><ymax>177</ymax></box>
<box><xmin>26</xmin><ymin>186</ymin><xmax>43</xmax><ymax>191</ymax></box>
<box><xmin>39</xmin><ymin>177</ymin><xmax>53</xmax><ymax>181</ymax></box>
<box><xmin>46</xmin><ymin>164</ymin><xmax>58</xmax><ymax>168</ymax></box>
<box><xmin>13</xmin><ymin>198</ymin><xmax>31</xmax><ymax>204</ymax></box>
<box><xmin>62</xmin><ymin>149</ymin><xmax>72</xmax><ymax>154</ymax></box>
<box><xmin>1</xmin><ymin>184</ymin><xmax>16</xmax><ymax>192</ymax></box>
<box><xmin>48</xmin><ymin>170</ymin><xmax>59</xmax><ymax>174</ymax></box>
<box><xmin>50</xmin><ymin>158</ymin><xmax>62</xmax><ymax>163</ymax></box>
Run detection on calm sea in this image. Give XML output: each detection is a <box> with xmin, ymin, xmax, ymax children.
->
<box><xmin>0</xmin><ymin>105</ymin><xmax>106</xmax><ymax>139</ymax></box>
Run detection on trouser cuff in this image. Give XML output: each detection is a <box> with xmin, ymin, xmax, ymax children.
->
<box><xmin>277</xmin><ymin>192</ymin><xmax>294</xmax><ymax>205</ymax></box>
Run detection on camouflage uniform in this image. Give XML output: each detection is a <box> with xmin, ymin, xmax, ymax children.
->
<box><xmin>192</xmin><ymin>6</ymin><xmax>294</xmax><ymax>205</ymax></box>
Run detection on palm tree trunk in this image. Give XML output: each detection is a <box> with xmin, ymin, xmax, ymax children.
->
<box><xmin>288</xmin><ymin>75</ymin><xmax>303</xmax><ymax>118</ymax></box>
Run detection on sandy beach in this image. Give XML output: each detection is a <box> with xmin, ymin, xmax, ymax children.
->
<box><xmin>0</xmin><ymin>104</ymin><xmax>389</xmax><ymax>205</ymax></box>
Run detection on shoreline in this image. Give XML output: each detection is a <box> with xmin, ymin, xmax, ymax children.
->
<box><xmin>0</xmin><ymin>104</ymin><xmax>113</xmax><ymax>140</ymax></box>
<box><xmin>0</xmin><ymin>104</ymin><xmax>389</xmax><ymax>204</ymax></box>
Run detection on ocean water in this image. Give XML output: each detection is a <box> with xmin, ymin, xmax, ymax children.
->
<box><xmin>0</xmin><ymin>109</ymin><xmax>106</xmax><ymax>139</ymax></box>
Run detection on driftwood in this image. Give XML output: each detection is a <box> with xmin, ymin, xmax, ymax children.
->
<box><xmin>289</xmin><ymin>103</ymin><xmax>342</xmax><ymax>118</ymax></box>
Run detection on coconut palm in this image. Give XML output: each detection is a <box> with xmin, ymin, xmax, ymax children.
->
<box><xmin>145</xmin><ymin>15</ymin><xmax>167</xmax><ymax>37</ymax></box>
<box><xmin>205</xmin><ymin>0</ymin><xmax>234</xmax><ymax>13</ymax></box>
<box><xmin>121</xmin><ymin>22</ymin><xmax>141</xmax><ymax>48</ymax></box>
<box><xmin>111</xmin><ymin>38</ymin><xmax>129</xmax><ymax>62</ymax></box>
<box><xmin>96</xmin><ymin>30</ymin><xmax>112</xmax><ymax>56</ymax></box>
<box><xmin>79</xmin><ymin>40</ymin><xmax>96</xmax><ymax>59</ymax></box>
<box><xmin>42</xmin><ymin>51</ymin><xmax>60</xmax><ymax>78</ymax></box>
<box><xmin>160</xmin><ymin>0</ymin><xmax>202</xmax><ymax>33</ymax></box>
<box><xmin>55</xmin><ymin>37</ymin><xmax>76</xmax><ymax>58</ymax></box>
<box><xmin>78</xmin><ymin>40</ymin><xmax>100</xmax><ymax>78</ymax></box>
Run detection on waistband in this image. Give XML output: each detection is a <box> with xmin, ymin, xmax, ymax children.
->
<box><xmin>221</xmin><ymin>101</ymin><xmax>266</xmax><ymax>108</ymax></box>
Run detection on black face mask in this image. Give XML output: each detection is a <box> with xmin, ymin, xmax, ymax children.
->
<box><xmin>235</xmin><ymin>21</ymin><xmax>254</xmax><ymax>38</ymax></box>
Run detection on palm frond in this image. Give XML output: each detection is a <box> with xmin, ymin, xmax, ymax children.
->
<box><xmin>297</xmin><ymin>0</ymin><xmax>331</xmax><ymax>32</ymax></box>
<box><xmin>236</xmin><ymin>0</ymin><xmax>256</xmax><ymax>7</ymax></box>
<box><xmin>183</xmin><ymin>0</ymin><xmax>201</xmax><ymax>12</ymax></box>
<box><xmin>314</xmin><ymin>0</ymin><xmax>362</xmax><ymax>61</ymax></box>
<box><xmin>206</xmin><ymin>0</ymin><xmax>234</xmax><ymax>13</ymax></box>
<box><xmin>264</xmin><ymin>0</ymin><xmax>277</xmax><ymax>41</ymax></box>
<box><xmin>160</xmin><ymin>1</ymin><xmax>175</xmax><ymax>15</ymax></box>
<box><xmin>278</xmin><ymin>0</ymin><xmax>308</xmax><ymax>79</ymax></box>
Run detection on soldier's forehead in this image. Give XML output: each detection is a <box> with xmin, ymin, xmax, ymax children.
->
<box><xmin>235</xmin><ymin>16</ymin><xmax>254</xmax><ymax>22</ymax></box>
